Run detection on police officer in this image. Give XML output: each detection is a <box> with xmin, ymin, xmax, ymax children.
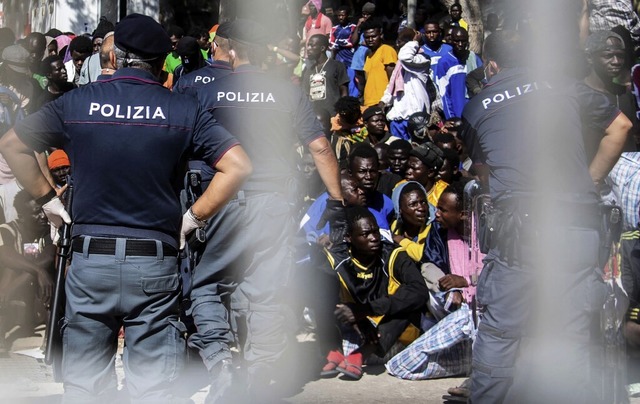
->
<box><xmin>0</xmin><ymin>13</ymin><xmax>251</xmax><ymax>404</ymax></box>
<box><xmin>173</xmin><ymin>22</ymin><xmax>233</xmax><ymax>97</ymax></box>
<box><xmin>187</xmin><ymin>19</ymin><xmax>342</xmax><ymax>402</ymax></box>
<box><xmin>460</xmin><ymin>30</ymin><xmax>631</xmax><ymax>403</ymax></box>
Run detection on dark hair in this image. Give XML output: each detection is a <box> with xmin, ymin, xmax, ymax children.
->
<box><xmin>398</xmin><ymin>28</ymin><xmax>415</xmax><ymax>43</ymax></box>
<box><xmin>40</xmin><ymin>54</ymin><xmax>63</xmax><ymax>76</ymax></box>
<box><xmin>483</xmin><ymin>30</ymin><xmax>522</xmax><ymax>68</ymax></box>
<box><xmin>346</xmin><ymin>206</ymin><xmax>376</xmax><ymax>235</ymax></box>
<box><xmin>442</xmin><ymin>148</ymin><xmax>460</xmax><ymax>170</ymax></box>
<box><xmin>440</xmin><ymin>181</ymin><xmax>466</xmax><ymax>211</ymax></box>
<box><xmin>360</xmin><ymin>18</ymin><xmax>383</xmax><ymax>33</ymax></box>
<box><xmin>348</xmin><ymin>143</ymin><xmax>379</xmax><ymax>168</ymax></box>
<box><xmin>68</xmin><ymin>35</ymin><xmax>92</xmax><ymax>54</ymax></box>
<box><xmin>334</xmin><ymin>96</ymin><xmax>362</xmax><ymax>125</ymax></box>
<box><xmin>433</xmin><ymin>132</ymin><xmax>456</xmax><ymax>146</ymax></box>
<box><xmin>388</xmin><ymin>139</ymin><xmax>412</xmax><ymax>152</ymax></box>
<box><xmin>309</xmin><ymin>33</ymin><xmax>329</xmax><ymax>48</ymax></box>
<box><xmin>423</xmin><ymin>19</ymin><xmax>441</xmax><ymax>30</ymax></box>
<box><xmin>13</xmin><ymin>189</ymin><xmax>34</xmax><ymax>211</ymax></box>
<box><xmin>337</xmin><ymin>5</ymin><xmax>351</xmax><ymax>14</ymax></box>
<box><xmin>26</xmin><ymin>32</ymin><xmax>46</xmax><ymax>47</ymax></box>
<box><xmin>400</xmin><ymin>181</ymin><xmax>426</xmax><ymax>200</ymax></box>
<box><xmin>189</xmin><ymin>27</ymin><xmax>209</xmax><ymax>39</ymax></box>
<box><xmin>167</xmin><ymin>25</ymin><xmax>185</xmax><ymax>38</ymax></box>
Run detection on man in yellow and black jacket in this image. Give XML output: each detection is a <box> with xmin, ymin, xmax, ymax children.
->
<box><xmin>319</xmin><ymin>205</ymin><xmax>428</xmax><ymax>380</ymax></box>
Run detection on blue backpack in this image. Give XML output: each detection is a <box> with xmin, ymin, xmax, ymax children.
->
<box><xmin>0</xmin><ymin>86</ymin><xmax>27</xmax><ymax>132</ymax></box>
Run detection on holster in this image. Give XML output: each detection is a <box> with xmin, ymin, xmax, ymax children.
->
<box><xmin>598</xmin><ymin>205</ymin><xmax>622</xmax><ymax>269</ymax></box>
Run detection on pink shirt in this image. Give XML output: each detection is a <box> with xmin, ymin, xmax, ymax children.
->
<box><xmin>304</xmin><ymin>14</ymin><xmax>332</xmax><ymax>56</ymax></box>
<box><xmin>446</xmin><ymin>228</ymin><xmax>483</xmax><ymax>304</ymax></box>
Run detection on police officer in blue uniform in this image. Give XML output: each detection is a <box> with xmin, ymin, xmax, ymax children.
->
<box><xmin>187</xmin><ymin>19</ymin><xmax>342</xmax><ymax>402</ymax></box>
<box><xmin>460</xmin><ymin>30</ymin><xmax>631</xmax><ymax>403</ymax></box>
<box><xmin>173</xmin><ymin>22</ymin><xmax>234</xmax><ymax>97</ymax></box>
<box><xmin>0</xmin><ymin>13</ymin><xmax>251</xmax><ymax>404</ymax></box>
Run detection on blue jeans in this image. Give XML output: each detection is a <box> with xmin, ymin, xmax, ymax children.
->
<box><xmin>62</xmin><ymin>236</ymin><xmax>184</xmax><ymax>404</ymax></box>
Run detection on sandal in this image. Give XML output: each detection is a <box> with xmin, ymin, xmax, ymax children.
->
<box><xmin>320</xmin><ymin>350</ymin><xmax>344</xmax><ymax>378</ymax></box>
<box><xmin>336</xmin><ymin>352</ymin><xmax>363</xmax><ymax>380</ymax></box>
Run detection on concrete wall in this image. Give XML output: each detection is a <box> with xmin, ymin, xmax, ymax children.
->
<box><xmin>2</xmin><ymin>0</ymin><xmax>159</xmax><ymax>37</ymax></box>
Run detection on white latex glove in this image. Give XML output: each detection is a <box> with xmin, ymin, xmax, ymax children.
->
<box><xmin>180</xmin><ymin>208</ymin><xmax>206</xmax><ymax>250</ymax></box>
<box><xmin>42</xmin><ymin>196</ymin><xmax>71</xmax><ymax>244</ymax></box>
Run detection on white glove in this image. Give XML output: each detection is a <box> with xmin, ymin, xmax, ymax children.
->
<box><xmin>42</xmin><ymin>196</ymin><xmax>71</xmax><ymax>244</ymax></box>
<box><xmin>180</xmin><ymin>208</ymin><xmax>206</xmax><ymax>250</ymax></box>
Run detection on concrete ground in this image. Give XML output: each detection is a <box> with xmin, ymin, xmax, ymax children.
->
<box><xmin>0</xmin><ymin>325</ymin><xmax>468</xmax><ymax>404</ymax></box>
<box><xmin>4</xmin><ymin>325</ymin><xmax>638</xmax><ymax>404</ymax></box>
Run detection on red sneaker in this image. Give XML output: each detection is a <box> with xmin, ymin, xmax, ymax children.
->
<box><xmin>320</xmin><ymin>350</ymin><xmax>344</xmax><ymax>378</ymax></box>
<box><xmin>337</xmin><ymin>352</ymin><xmax>363</xmax><ymax>380</ymax></box>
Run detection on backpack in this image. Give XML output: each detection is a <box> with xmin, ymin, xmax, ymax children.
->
<box><xmin>0</xmin><ymin>86</ymin><xmax>27</xmax><ymax>132</ymax></box>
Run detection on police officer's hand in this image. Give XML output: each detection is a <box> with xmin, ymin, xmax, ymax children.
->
<box><xmin>180</xmin><ymin>208</ymin><xmax>206</xmax><ymax>250</ymax></box>
<box><xmin>42</xmin><ymin>196</ymin><xmax>71</xmax><ymax>244</ymax></box>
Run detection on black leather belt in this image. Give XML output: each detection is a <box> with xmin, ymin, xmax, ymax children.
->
<box><xmin>72</xmin><ymin>237</ymin><xmax>177</xmax><ymax>257</ymax></box>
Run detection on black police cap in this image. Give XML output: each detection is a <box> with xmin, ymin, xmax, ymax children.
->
<box><xmin>115</xmin><ymin>13</ymin><xmax>172</xmax><ymax>56</ymax></box>
<box><xmin>226</xmin><ymin>19</ymin><xmax>268</xmax><ymax>45</ymax></box>
<box><xmin>216</xmin><ymin>21</ymin><xmax>233</xmax><ymax>40</ymax></box>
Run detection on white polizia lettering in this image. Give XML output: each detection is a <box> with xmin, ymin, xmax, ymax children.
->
<box><xmin>88</xmin><ymin>103</ymin><xmax>166</xmax><ymax>120</ymax></box>
<box><xmin>216</xmin><ymin>92</ymin><xmax>276</xmax><ymax>103</ymax></box>
<box><xmin>194</xmin><ymin>76</ymin><xmax>215</xmax><ymax>84</ymax></box>
<box><xmin>481</xmin><ymin>81</ymin><xmax>550</xmax><ymax>109</ymax></box>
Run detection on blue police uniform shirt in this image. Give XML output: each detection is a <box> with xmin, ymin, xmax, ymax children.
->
<box><xmin>173</xmin><ymin>60</ymin><xmax>233</xmax><ymax>97</ymax></box>
<box><xmin>460</xmin><ymin>67</ymin><xmax>619</xmax><ymax>205</ymax></box>
<box><xmin>14</xmin><ymin>67</ymin><xmax>239</xmax><ymax>247</ymax></box>
<box><xmin>196</xmin><ymin>64</ymin><xmax>325</xmax><ymax>192</ymax></box>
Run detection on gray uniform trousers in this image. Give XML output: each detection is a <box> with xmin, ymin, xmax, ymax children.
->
<box><xmin>188</xmin><ymin>192</ymin><xmax>295</xmax><ymax>377</ymax></box>
<box><xmin>470</xmin><ymin>226</ymin><xmax>605</xmax><ymax>403</ymax></box>
<box><xmin>62</xmin><ymin>236</ymin><xmax>185</xmax><ymax>404</ymax></box>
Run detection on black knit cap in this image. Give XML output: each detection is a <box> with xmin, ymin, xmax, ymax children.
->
<box><xmin>362</xmin><ymin>105</ymin><xmax>385</xmax><ymax>122</ymax></box>
<box><xmin>115</xmin><ymin>13</ymin><xmax>172</xmax><ymax>56</ymax></box>
<box><xmin>409</xmin><ymin>141</ymin><xmax>444</xmax><ymax>171</ymax></box>
<box><xmin>92</xmin><ymin>17</ymin><xmax>115</xmax><ymax>40</ymax></box>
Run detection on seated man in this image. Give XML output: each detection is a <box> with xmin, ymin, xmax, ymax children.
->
<box><xmin>0</xmin><ymin>190</ymin><xmax>55</xmax><ymax>355</ymax></box>
<box><xmin>405</xmin><ymin>141</ymin><xmax>448</xmax><ymax>207</ymax></box>
<box><xmin>300</xmin><ymin>173</ymin><xmax>389</xmax><ymax>246</ymax></box>
<box><xmin>386</xmin><ymin>181</ymin><xmax>481</xmax><ymax>380</ymax></box>
<box><xmin>347</xmin><ymin>144</ymin><xmax>395</xmax><ymax>238</ymax></box>
<box><xmin>320</xmin><ymin>206</ymin><xmax>428</xmax><ymax>380</ymax></box>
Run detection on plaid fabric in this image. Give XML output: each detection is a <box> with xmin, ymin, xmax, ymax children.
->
<box><xmin>385</xmin><ymin>305</ymin><xmax>474</xmax><ymax>380</ymax></box>
<box><xmin>589</xmin><ymin>0</ymin><xmax>640</xmax><ymax>42</ymax></box>
<box><xmin>605</xmin><ymin>152</ymin><xmax>640</xmax><ymax>230</ymax></box>
<box><xmin>342</xmin><ymin>326</ymin><xmax>364</xmax><ymax>357</ymax></box>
